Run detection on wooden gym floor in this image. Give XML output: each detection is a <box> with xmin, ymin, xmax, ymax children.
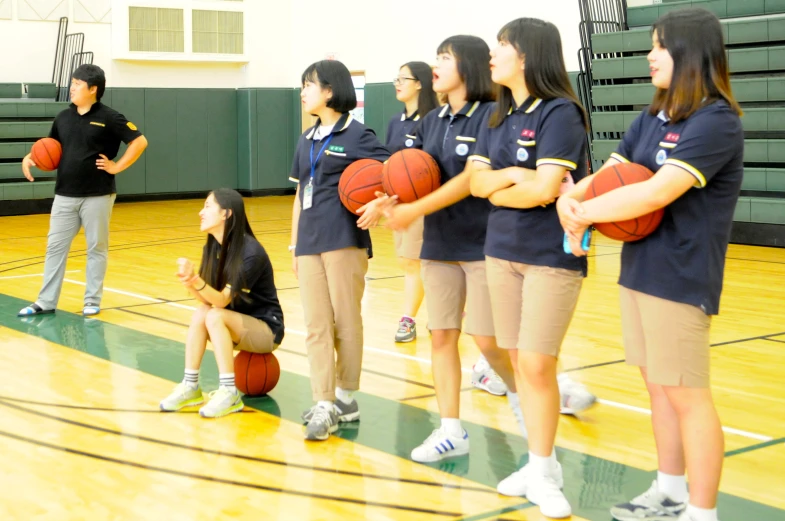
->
<box><xmin>0</xmin><ymin>196</ymin><xmax>783</xmax><ymax>520</ymax></box>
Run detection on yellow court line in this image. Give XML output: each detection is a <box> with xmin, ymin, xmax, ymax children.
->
<box><xmin>61</xmin><ymin>279</ymin><xmax>775</xmax><ymax>444</ymax></box>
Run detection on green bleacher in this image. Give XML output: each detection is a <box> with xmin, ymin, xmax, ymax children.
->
<box><xmin>0</xmin><ymin>87</ymin><xmax>65</xmax><ymax>204</ymax></box>
<box><xmin>586</xmin><ymin>0</ymin><xmax>785</xmax><ymax>244</ymax></box>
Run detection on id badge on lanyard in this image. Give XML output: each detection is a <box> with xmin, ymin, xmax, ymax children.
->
<box><xmin>304</xmin><ymin>133</ymin><xmax>334</xmax><ymax>210</ymax></box>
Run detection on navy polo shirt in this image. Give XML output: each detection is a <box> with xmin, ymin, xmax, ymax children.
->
<box><xmin>289</xmin><ymin>113</ymin><xmax>390</xmax><ymax>257</ymax></box>
<box><xmin>471</xmin><ymin>97</ymin><xmax>588</xmax><ymax>275</ymax></box>
<box><xmin>612</xmin><ymin>100</ymin><xmax>744</xmax><ymax>315</ymax></box>
<box><xmin>385</xmin><ymin>111</ymin><xmax>420</xmax><ymax>154</ymax></box>
<box><xmin>50</xmin><ymin>102</ymin><xmax>143</xmax><ymax>197</ymax></box>
<box><xmin>414</xmin><ymin>100</ymin><xmax>495</xmax><ymax>262</ymax></box>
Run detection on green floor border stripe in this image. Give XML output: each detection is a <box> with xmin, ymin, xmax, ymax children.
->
<box><xmin>725</xmin><ymin>437</ymin><xmax>785</xmax><ymax>458</ymax></box>
<box><xmin>454</xmin><ymin>501</ymin><xmax>534</xmax><ymax>521</ymax></box>
<box><xmin>2</xmin><ymin>292</ymin><xmax>783</xmax><ymax>521</ymax></box>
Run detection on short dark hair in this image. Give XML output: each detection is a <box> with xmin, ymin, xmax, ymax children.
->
<box><xmin>301</xmin><ymin>60</ymin><xmax>357</xmax><ymax>113</ymax></box>
<box><xmin>436</xmin><ymin>35</ymin><xmax>494</xmax><ymax>103</ymax></box>
<box><xmin>72</xmin><ymin>64</ymin><xmax>106</xmax><ymax>101</ymax></box>
<box><xmin>649</xmin><ymin>7</ymin><xmax>741</xmax><ymax>122</ymax></box>
<box><xmin>402</xmin><ymin>61</ymin><xmax>439</xmax><ymax>116</ymax></box>
<box><xmin>490</xmin><ymin>18</ymin><xmax>588</xmax><ymax>129</ymax></box>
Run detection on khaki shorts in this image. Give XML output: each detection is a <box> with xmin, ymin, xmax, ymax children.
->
<box><xmin>394</xmin><ymin>215</ymin><xmax>424</xmax><ymax>260</ymax></box>
<box><xmin>620</xmin><ymin>287</ymin><xmax>711</xmax><ymax>388</ymax></box>
<box><xmin>420</xmin><ymin>259</ymin><xmax>495</xmax><ymax>336</ymax></box>
<box><xmin>485</xmin><ymin>256</ymin><xmax>583</xmax><ymax>356</ymax></box>
<box><xmin>234</xmin><ymin>313</ymin><xmax>279</xmax><ymax>354</ymax></box>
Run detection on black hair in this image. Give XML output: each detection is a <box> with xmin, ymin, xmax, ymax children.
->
<box><xmin>490</xmin><ymin>18</ymin><xmax>588</xmax><ymax>129</ymax></box>
<box><xmin>301</xmin><ymin>60</ymin><xmax>357</xmax><ymax>113</ymax></box>
<box><xmin>436</xmin><ymin>35</ymin><xmax>494</xmax><ymax>103</ymax></box>
<box><xmin>401</xmin><ymin>61</ymin><xmax>439</xmax><ymax>116</ymax></box>
<box><xmin>71</xmin><ymin>64</ymin><xmax>106</xmax><ymax>101</ymax></box>
<box><xmin>198</xmin><ymin>188</ymin><xmax>255</xmax><ymax>304</ymax></box>
<box><xmin>649</xmin><ymin>7</ymin><xmax>741</xmax><ymax>121</ymax></box>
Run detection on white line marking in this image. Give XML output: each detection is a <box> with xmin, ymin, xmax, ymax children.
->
<box><xmin>0</xmin><ymin>270</ymin><xmax>79</xmax><ymax>281</ymax></box>
<box><xmin>71</xmin><ymin>281</ymin><xmax>776</xmax><ymax>442</ymax></box>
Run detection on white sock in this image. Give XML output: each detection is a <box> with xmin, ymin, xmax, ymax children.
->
<box><xmin>474</xmin><ymin>354</ymin><xmax>489</xmax><ymax>372</ymax></box>
<box><xmin>657</xmin><ymin>471</ymin><xmax>689</xmax><ymax>503</ymax></box>
<box><xmin>218</xmin><ymin>373</ymin><xmax>237</xmax><ymax>394</ymax></box>
<box><xmin>685</xmin><ymin>504</ymin><xmax>718</xmax><ymax>521</ymax></box>
<box><xmin>528</xmin><ymin>450</ymin><xmax>557</xmax><ymax>476</ymax></box>
<box><xmin>441</xmin><ymin>418</ymin><xmax>463</xmax><ymax>437</ymax></box>
<box><xmin>183</xmin><ymin>369</ymin><xmax>199</xmax><ymax>389</ymax></box>
<box><xmin>335</xmin><ymin>387</ymin><xmax>354</xmax><ymax>405</ymax></box>
<box><xmin>317</xmin><ymin>400</ymin><xmax>333</xmax><ymax>410</ymax></box>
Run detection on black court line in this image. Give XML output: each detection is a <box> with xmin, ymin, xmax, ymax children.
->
<box><xmin>365</xmin><ymin>275</ymin><xmax>404</xmax><ymax>281</ymax></box>
<box><xmin>0</xmin><ymin>395</ymin><xmax>255</xmax><ymax>414</ymax></box>
<box><xmin>114</xmin><ymin>309</ymin><xmax>438</xmax><ymax>391</ymax></box>
<box><xmin>588</xmin><ymin>252</ymin><xmax>621</xmax><ymax>258</ymax></box>
<box><xmin>0</xmin><ymin>399</ymin><xmax>492</xmax><ymax>495</ymax></box>
<box><xmin>711</xmin><ymin>332</ymin><xmax>785</xmax><ymax>347</ymax></box>
<box><xmin>763</xmin><ymin>338</ymin><xmax>785</xmax><ymax>344</ymax></box>
<box><xmin>0</xmin><ymin>428</ymin><xmax>462</xmax><ymax>516</ymax></box>
<box><xmin>563</xmin><ymin>359</ymin><xmax>625</xmax><ymax>372</ymax></box>
<box><xmin>725</xmin><ymin>437</ymin><xmax>785</xmax><ymax>458</ymax></box>
<box><xmin>726</xmin><ymin>256</ymin><xmax>785</xmax><ymax>266</ymax></box>
<box><xmin>102</xmin><ymin>297</ymin><xmax>195</xmax><ymax>311</ymax></box>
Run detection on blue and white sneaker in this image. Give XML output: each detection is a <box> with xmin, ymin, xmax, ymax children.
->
<box><xmin>411</xmin><ymin>427</ymin><xmax>469</xmax><ymax>462</ymax></box>
<box><xmin>610</xmin><ymin>480</ymin><xmax>686</xmax><ymax>520</ymax></box>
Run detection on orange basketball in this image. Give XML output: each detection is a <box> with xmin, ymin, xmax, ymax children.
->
<box><xmin>339</xmin><ymin>159</ymin><xmax>384</xmax><ymax>214</ymax></box>
<box><xmin>30</xmin><ymin>137</ymin><xmax>62</xmax><ymax>171</ymax></box>
<box><xmin>585</xmin><ymin>162</ymin><xmax>664</xmax><ymax>242</ymax></box>
<box><xmin>381</xmin><ymin>149</ymin><xmax>441</xmax><ymax>203</ymax></box>
<box><xmin>234</xmin><ymin>351</ymin><xmax>280</xmax><ymax>396</ymax></box>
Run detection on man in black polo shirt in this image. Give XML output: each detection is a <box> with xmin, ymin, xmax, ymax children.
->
<box><xmin>18</xmin><ymin>64</ymin><xmax>148</xmax><ymax>317</ymax></box>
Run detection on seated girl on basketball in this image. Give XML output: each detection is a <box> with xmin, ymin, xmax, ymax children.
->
<box><xmin>159</xmin><ymin>188</ymin><xmax>285</xmax><ymax>418</ymax></box>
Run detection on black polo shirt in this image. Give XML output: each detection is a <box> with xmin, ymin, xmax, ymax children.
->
<box><xmin>413</xmin><ymin>100</ymin><xmax>495</xmax><ymax>262</ymax></box>
<box><xmin>49</xmin><ymin>102</ymin><xmax>143</xmax><ymax>197</ymax></box>
<box><xmin>612</xmin><ymin>100</ymin><xmax>744</xmax><ymax>315</ymax></box>
<box><xmin>227</xmin><ymin>236</ymin><xmax>286</xmax><ymax>344</ymax></box>
<box><xmin>385</xmin><ymin>111</ymin><xmax>420</xmax><ymax>154</ymax></box>
<box><xmin>471</xmin><ymin>97</ymin><xmax>588</xmax><ymax>275</ymax></box>
<box><xmin>289</xmin><ymin>113</ymin><xmax>390</xmax><ymax>257</ymax></box>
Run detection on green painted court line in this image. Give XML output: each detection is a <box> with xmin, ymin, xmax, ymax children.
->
<box><xmin>454</xmin><ymin>501</ymin><xmax>534</xmax><ymax>521</ymax></box>
<box><xmin>725</xmin><ymin>437</ymin><xmax>785</xmax><ymax>458</ymax></box>
<box><xmin>1</xmin><ymin>292</ymin><xmax>783</xmax><ymax>521</ymax></box>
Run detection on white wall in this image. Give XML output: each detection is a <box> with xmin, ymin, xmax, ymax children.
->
<box><xmin>0</xmin><ymin>0</ymin><xmax>585</xmax><ymax>89</ymax></box>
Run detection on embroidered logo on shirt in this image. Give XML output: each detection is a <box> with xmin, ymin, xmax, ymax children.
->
<box><xmin>90</xmin><ymin>121</ymin><xmax>105</xmax><ymax>127</ymax></box>
<box><xmin>328</xmin><ymin>145</ymin><xmax>345</xmax><ymax>153</ymax></box>
<box><xmin>127</xmin><ymin>122</ymin><xmax>138</xmax><ymax>131</ymax></box>
<box><xmin>664</xmin><ymin>132</ymin><xmax>680</xmax><ymax>142</ymax></box>
<box><xmin>656</xmin><ymin>149</ymin><xmax>668</xmax><ymax>165</ymax></box>
<box><xmin>455</xmin><ymin>143</ymin><xmax>469</xmax><ymax>156</ymax></box>
<box><xmin>517</xmin><ymin>148</ymin><xmax>529</xmax><ymax>162</ymax></box>
<box><xmin>405</xmin><ymin>139</ymin><xmax>414</xmax><ymax>148</ymax></box>
<box><xmin>521</xmin><ymin>129</ymin><xmax>535</xmax><ymax>138</ymax></box>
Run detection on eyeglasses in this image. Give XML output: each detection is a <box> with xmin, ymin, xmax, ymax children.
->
<box><xmin>393</xmin><ymin>76</ymin><xmax>417</xmax><ymax>86</ymax></box>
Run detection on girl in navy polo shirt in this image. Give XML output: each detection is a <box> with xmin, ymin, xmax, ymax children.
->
<box><xmin>382</xmin><ymin>35</ymin><xmax>524</xmax><ymax>462</ymax></box>
<box><xmin>558</xmin><ymin>8</ymin><xmax>743</xmax><ymax>521</ymax></box>
<box><xmin>289</xmin><ymin>60</ymin><xmax>389</xmax><ymax>442</ymax></box>
<box><xmin>385</xmin><ymin>61</ymin><xmax>438</xmax><ymax>343</ymax></box>
<box><xmin>469</xmin><ymin>18</ymin><xmax>589</xmax><ymax>518</ymax></box>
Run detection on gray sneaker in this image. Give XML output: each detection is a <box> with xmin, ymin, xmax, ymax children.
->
<box><xmin>302</xmin><ymin>399</ymin><xmax>360</xmax><ymax>423</ymax></box>
<box><xmin>558</xmin><ymin>373</ymin><xmax>598</xmax><ymax>415</ymax></box>
<box><xmin>610</xmin><ymin>480</ymin><xmax>686</xmax><ymax>520</ymax></box>
<box><xmin>159</xmin><ymin>382</ymin><xmax>204</xmax><ymax>411</ymax></box>
<box><xmin>395</xmin><ymin>317</ymin><xmax>417</xmax><ymax>342</ymax></box>
<box><xmin>304</xmin><ymin>405</ymin><xmax>338</xmax><ymax>441</ymax></box>
<box><xmin>198</xmin><ymin>387</ymin><xmax>243</xmax><ymax>418</ymax></box>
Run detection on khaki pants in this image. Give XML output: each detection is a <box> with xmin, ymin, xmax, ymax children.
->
<box><xmin>393</xmin><ymin>216</ymin><xmax>424</xmax><ymax>260</ymax></box>
<box><xmin>298</xmin><ymin>247</ymin><xmax>368</xmax><ymax>401</ymax></box>
<box><xmin>620</xmin><ymin>287</ymin><xmax>712</xmax><ymax>388</ymax></box>
<box><xmin>233</xmin><ymin>313</ymin><xmax>278</xmax><ymax>354</ymax></box>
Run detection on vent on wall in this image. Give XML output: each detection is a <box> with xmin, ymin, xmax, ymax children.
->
<box><xmin>129</xmin><ymin>7</ymin><xmax>185</xmax><ymax>52</ymax></box>
<box><xmin>192</xmin><ymin>10</ymin><xmax>243</xmax><ymax>54</ymax></box>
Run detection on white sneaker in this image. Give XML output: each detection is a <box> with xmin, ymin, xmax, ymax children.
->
<box><xmin>558</xmin><ymin>373</ymin><xmax>597</xmax><ymax>414</ymax></box>
<box><xmin>411</xmin><ymin>427</ymin><xmax>469</xmax><ymax>462</ymax></box>
<box><xmin>497</xmin><ymin>462</ymin><xmax>564</xmax><ymax>497</ymax></box>
<box><xmin>472</xmin><ymin>366</ymin><xmax>507</xmax><ymax>396</ymax></box>
<box><xmin>526</xmin><ymin>474</ymin><xmax>572</xmax><ymax>518</ymax></box>
<box><xmin>610</xmin><ymin>480</ymin><xmax>686</xmax><ymax>520</ymax></box>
